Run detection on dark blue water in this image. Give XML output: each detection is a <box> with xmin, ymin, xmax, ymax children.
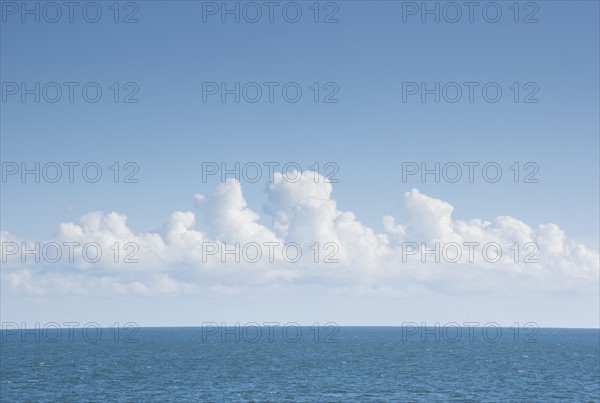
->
<box><xmin>1</xmin><ymin>327</ymin><xmax>599</xmax><ymax>402</ymax></box>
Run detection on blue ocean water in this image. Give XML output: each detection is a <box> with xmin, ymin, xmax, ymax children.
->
<box><xmin>1</xmin><ymin>327</ymin><xmax>598</xmax><ymax>402</ymax></box>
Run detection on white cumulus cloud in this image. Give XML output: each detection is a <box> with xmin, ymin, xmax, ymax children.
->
<box><xmin>1</xmin><ymin>171</ymin><xmax>598</xmax><ymax>297</ymax></box>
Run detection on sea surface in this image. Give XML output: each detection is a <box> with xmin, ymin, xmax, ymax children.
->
<box><xmin>1</xmin><ymin>327</ymin><xmax>599</xmax><ymax>402</ymax></box>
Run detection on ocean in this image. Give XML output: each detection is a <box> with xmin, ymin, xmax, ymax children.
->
<box><xmin>1</xmin><ymin>327</ymin><xmax>599</xmax><ymax>402</ymax></box>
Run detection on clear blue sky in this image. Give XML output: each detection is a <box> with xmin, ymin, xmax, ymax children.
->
<box><xmin>1</xmin><ymin>1</ymin><xmax>599</xmax><ymax>327</ymax></box>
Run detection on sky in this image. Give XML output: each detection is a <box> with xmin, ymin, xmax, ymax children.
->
<box><xmin>1</xmin><ymin>0</ymin><xmax>599</xmax><ymax>328</ymax></box>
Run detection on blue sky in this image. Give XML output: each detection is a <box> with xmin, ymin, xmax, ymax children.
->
<box><xmin>1</xmin><ymin>1</ymin><xmax>599</xmax><ymax>327</ymax></box>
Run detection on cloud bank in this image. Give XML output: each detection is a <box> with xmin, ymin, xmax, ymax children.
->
<box><xmin>1</xmin><ymin>171</ymin><xmax>598</xmax><ymax>297</ymax></box>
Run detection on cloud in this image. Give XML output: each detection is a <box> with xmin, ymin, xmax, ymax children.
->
<box><xmin>195</xmin><ymin>180</ymin><xmax>278</xmax><ymax>245</ymax></box>
<box><xmin>1</xmin><ymin>171</ymin><xmax>598</xmax><ymax>297</ymax></box>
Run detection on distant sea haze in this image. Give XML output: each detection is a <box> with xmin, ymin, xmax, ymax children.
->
<box><xmin>1</xmin><ymin>327</ymin><xmax>598</xmax><ymax>401</ymax></box>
